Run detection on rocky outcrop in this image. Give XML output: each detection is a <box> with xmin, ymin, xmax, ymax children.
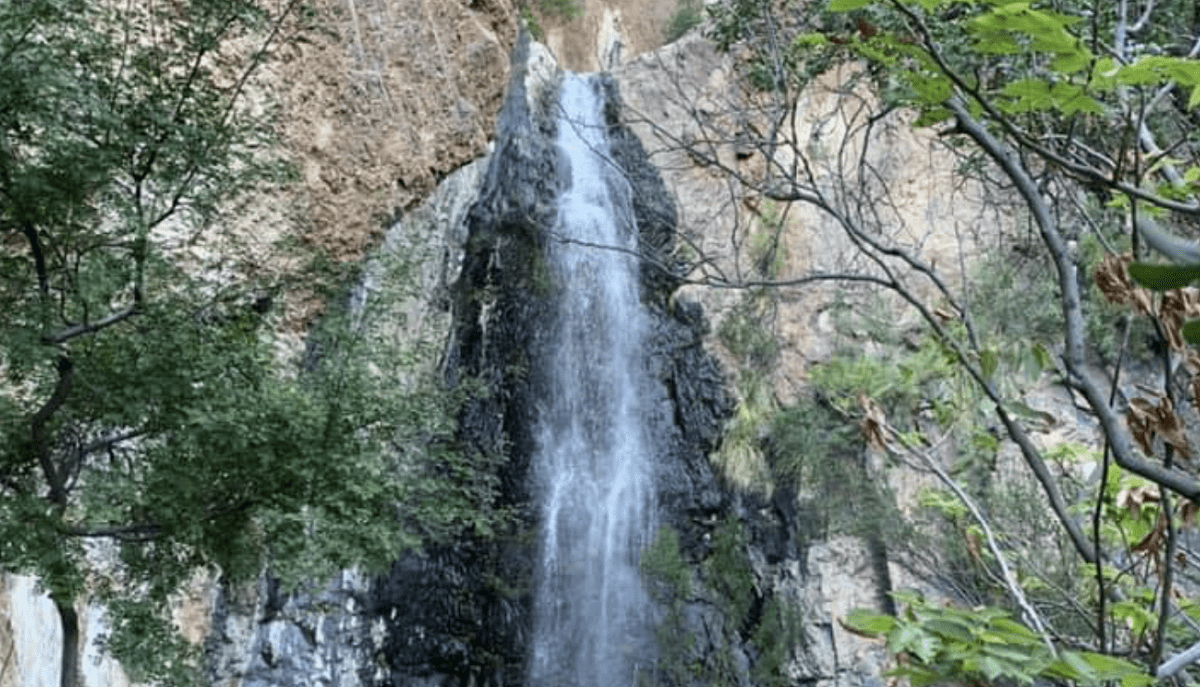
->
<box><xmin>279</xmin><ymin>0</ymin><xmax>519</xmax><ymax>262</ymax></box>
<box><xmin>536</xmin><ymin>0</ymin><xmax>680</xmax><ymax>71</ymax></box>
<box><xmin>204</xmin><ymin>151</ymin><xmax>496</xmax><ymax>687</ymax></box>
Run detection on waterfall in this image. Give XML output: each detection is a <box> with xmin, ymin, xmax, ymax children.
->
<box><xmin>529</xmin><ymin>73</ymin><xmax>657</xmax><ymax>687</ymax></box>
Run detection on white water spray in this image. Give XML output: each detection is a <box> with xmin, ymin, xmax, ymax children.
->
<box><xmin>529</xmin><ymin>74</ymin><xmax>656</xmax><ymax>687</ymax></box>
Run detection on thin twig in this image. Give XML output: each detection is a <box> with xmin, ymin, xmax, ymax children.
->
<box><xmin>883</xmin><ymin>423</ymin><xmax>1058</xmax><ymax>654</ymax></box>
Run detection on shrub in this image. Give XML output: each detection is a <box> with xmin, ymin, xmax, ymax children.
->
<box><xmin>665</xmin><ymin>0</ymin><xmax>705</xmax><ymax>44</ymax></box>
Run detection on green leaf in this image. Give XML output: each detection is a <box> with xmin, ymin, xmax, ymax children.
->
<box><xmin>913</xmin><ymin>106</ymin><xmax>952</xmax><ymax>127</ymax></box>
<box><xmin>925</xmin><ymin>617</ymin><xmax>974</xmax><ymax>643</ymax></box>
<box><xmin>1183</xmin><ymin>320</ymin><xmax>1200</xmax><ymax>345</ymax></box>
<box><xmin>1128</xmin><ymin>262</ymin><xmax>1200</xmax><ymax>290</ymax></box>
<box><xmin>1031</xmin><ymin>342</ymin><xmax>1053</xmax><ymax>371</ymax></box>
<box><xmin>889</xmin><ymin>622</ymin><xmax>923</xmax><ymax>654</ymax></box>
<box><xmin>910</xmin><ymin>73</ymin><xmax>953</xmax><ymax>104</ymax></box>
<box><xmin>979</xmin><ymin>347</ymin><xmax>999</xmax><ymax>381</ymax></box>
<box><xmin>794</xmin><ymin>32</ymin><xmax>830</xmax><ymax>49</ymax></box>
<box><xmin>1050</xmin><ymin>82</ymin><xmax>1103</xmax><ymax>114</ymax></box>
<box><xmin>1119</xmin><ymin>673</ymin><xmax>1158</xmax><ymax>687</ymax></box>
<box><xmin>977</xmin><ymin>656</ymin><xmax>1006</xmax><ymax>681</ymax></box>
<box><xmin>829</xmin><ymin>0</ymin><xmax>874</xmax><ymax>9</ymax></box>
<box><xmin>1080</xmin><ymin>651</ymin><xmax>1143</xmax><ymax>676</ymax></box>
<box><xmin>1061</xmin><ymin>650</ymin><xmax>1099</xmax><ymax>682</ymax></box>
<box><xmin>843</xmin><ymin>608</ymin><xmax>897</xmax><ymax>636</ymax></box>
<box><xmin>1050</xmin><ymin>47</ymin><xmax>1091</xmax><ymax>73</ymax></box>
<box><xmin>909</xmin><ymin>632</ymin><xmax>941</xmax><ymax>663</ymax></box>
<box><xmin>988</xmin><ymin>617</ymin><xmax>1041</xmax><ymax>643</ymax></box>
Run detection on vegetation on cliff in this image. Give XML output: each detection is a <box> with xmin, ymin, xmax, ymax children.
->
<box><xmin>642</xmin><ymin>0</ymin><xmax>1200</xmax><ymax>682</ymax></box>
<box><xmin>0</xmin><ymin>2</ymin><xmax>496</xmax><ymax>685</ymax></box>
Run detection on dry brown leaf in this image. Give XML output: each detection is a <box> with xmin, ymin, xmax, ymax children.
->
<box><xmin>1127</xmin><ymin>397</ymin><xmax>1158</xmax><ymax>455</ymax></box>
<box><xmin>1095</xmin><ymin>253</ymin><xmax>1134</xmax><ymax>305</ymax></box>
<box><xmin>1116</xmin><ymin>484</ymin><xmax>1160</xmax><ymax>519</ymax></box>
<box><xmin>1181</xmin><ymin>500</ymin><xmax>1198</xmax><ymax>528</ymax></box>
<box><xmin>1125</xmin><ymin>394</ymin><xmax>1191</xmax><ymax>458</ymax></box>
<box><xmin>1157</xmin><ymin>396</ymin><xmax>1191</xmax><ymax>458</ymax></box>
<box><xmin>858</xmin><ymin>393</ymin><xmax>888</xmax><ymax>452</ymax></box>
<box><xmin>1096</xmin><ymin>253</ymin><xmax>1155</xmax><ymax>316</ymax></box>
<box><xmin>1161</xmin><ymin>291</ymin><xmax>1189</xmax><ymax>351</ymax></box>
<box><xmin>1133</xmin><ymin>289</ymin><xmax>1155</xmax><ymax>318</ymax></box>
<box><xmin>933</xmin><ymin>306</ymin><xmax>956</xmax><ymax>323</ymax></box>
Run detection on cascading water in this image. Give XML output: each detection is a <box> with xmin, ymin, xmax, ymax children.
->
<box><xmin>529</xmin><ymin>73</ymin><xmax>657</xmax><ymax>687</ymax></box>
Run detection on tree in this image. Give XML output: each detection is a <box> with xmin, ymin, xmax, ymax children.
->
<box><xmin>0</xmin><ymin>2</ymin><xmax>499</xmax><ymax>685</ymax></box>
<box><xmin>623</xmin><ymin>0</ymin><xmax>1200</xmax><ymax>681</ymax></box>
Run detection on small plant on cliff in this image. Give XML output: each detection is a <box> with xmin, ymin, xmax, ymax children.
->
<box><xmin>665</xmin><ymin>0</ymin><xmax>706</xmax><ymax>44</ymax></box>
<box><xmin>748</xmin><ymin>200</ymin><xmax>788</xmax><ymax>279</ymax></box>
<box><xmin>713</xmin><ymin>298</ymin><xmax>781</xmax><ymax>492</ymax></box>
<box><xmin>520</xmin><ymin>5</ymin><xmax>545</xmax><ymax>41</ymax></box>
<box><xmin>639</xmin><ymin>525</ymin><xmax>698</xmax><ymax>687</ymax></box>
<box><xmin>640</xmin><ymin>519</ymin><xmax>803</xmax><ymax>687</ymax></box>
<box><xmin>540</xmin><ymin>0</ymin><xmax>581</xmax><ymax>20</ymax></box>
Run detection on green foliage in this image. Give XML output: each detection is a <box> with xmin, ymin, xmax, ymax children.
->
<box><xmin>539</xmin><ymin>0</ymin><xmax>581</xmax><ymax>21</ymax></box>
<box><xmin>810</xmin><ymin>0</ymin><xmax>1200</xmax><ymax>132</ymax></box>
<box><xmin>1128</xmin><ymin>262</ymin><xmax>1200</xmax><ymax>291</ymax></box>
<box><xmin>665</xmin><ymin>0</ymin><xmax>705</xmax><ymax>44</ymax></box>
<box><xmin>767</xmin><ymin>398</ymin><xmax>878</xmax><ymax>538</ymax></box>
<box><xmin>768</xmin><ymin>398</ymin><xmax>860</xmax><ymax>485</ymax></box>
<box><xmin>749</xmin><ymin>597</ymin><xmax>802</xmax><ymax>687</ymax></box>
<box><xmin>521</xmin><ymin>5</ymin><xmax>545</xmax><ymax>41</ymax></box>
<box><xmin>0</xmin><ymin>2</ymin><xmax>501</xmax><ymax>682</ymax></box>
<box><xmin>1127</xmin><ymin>259</ymin><xmax>1200</xmax><ymax>345</ymax></box>
<box><xmin>641</xmin><ymin>525</ymin><xmax>693</xmax><ymax>600</ymax></box>
<box><xmin>845</xmin><ymin>593</ymin><xmax>1154</xmax><ymax>687</ymax></box>
<box><xmin>714</xmin><ymin>299</ymin><xmax>779</xmax><ymax>492</ymax></box>
<box><xmin>718</xmin><ymin>300</ymin><xmax>780</xmax><ymax>369</ymax></box>
<box><xmin>968</xmin><ymin>241</ymin><xmax>1063</xmax><ymax>345</ymax></box>
<box><xmin>703</xmin><ymin>517</ymin><xmax>756</xmax><ymax>624</ymax></box>
<box><xmin>639</xmin><ymin>518</ymin><xmax>803</xmax><ymax>687</ymax></box>
<box><xmin>98</xmin><ymin>593</ymin><xmax>203</xmax><ymax>687</ymax></box>
<box><xmin>809</xmin><ymin>335</ymin><xmax>954</xmax><ymax>421</ymax></box>
<box><xmin>707</xmin><ymin>0</ymin><xmax>1200</xmax><ymax>682</ymax></box>
<box><xmin>639</xmin><ymin>525</ymin><xmax>698</xmax><ymax>687</ymax></box>
<box><xmin>518</xmin><ymin>0</ymin><xmax>580</xmax><ymax>40</ymax></box>
<box><xmin>749</xmin><ymin>201</ymin><xmax>788</xmax><ymax>279</ymax></box>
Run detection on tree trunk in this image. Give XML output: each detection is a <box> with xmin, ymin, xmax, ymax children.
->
<box><xmin>53</xmin><ymin>596</ymin><xmax>79</xmax><ymax>687</ymax></box>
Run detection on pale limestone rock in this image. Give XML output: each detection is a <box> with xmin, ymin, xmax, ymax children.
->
<box><xmin>804</xmin><ymin>538</ymin><xmax>890</xmax><ymax>687</ymax></box>
<box><xmin>616</xmin><ymin>37</ymin><xmax>1006</xmax><ymax>402</ymax></box>
<box><xmin>541</xmin><ymin>0</ymin><xmax>680</xmax><ymax>71</ymax></box>
<box><xmin>1</xmin><ymin>575</ymin><xmax>131</xmax><ymax>687</ymax></box>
